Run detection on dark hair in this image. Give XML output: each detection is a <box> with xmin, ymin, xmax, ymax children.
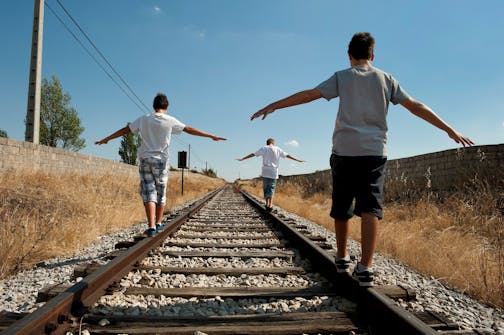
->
<box><xmin>348</xmin><ymin>32</ymin><xmax>375</xmax><ymax>60</ymax></box>
<box><xmin>266</xmin><ymin>138</ymin><xmax>275</xmax><ymax>145</ymax></box>
<box><xmin>153</xmin><ymin>93</ymin><xmax>169</xmax><ymax>110</ymax></box>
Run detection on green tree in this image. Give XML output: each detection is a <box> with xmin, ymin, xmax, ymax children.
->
<box><xmin>201</xmin><ymin>167</ymin><xmax>217</xmax><ymax>178</ymax></box>
<box><xmin>118</xmin><ymin>124</ymin><xmax>140</xmax><ymax>165</ymax></box>
<box><xmin>40</xmin><ymin>75</ymin><xmax>85</xmax><ymax>151</ymax></box>
<box><xmin>0</xmin><ymin>129</ymin><xmax>7</xmax><ymax>138</ymax></box>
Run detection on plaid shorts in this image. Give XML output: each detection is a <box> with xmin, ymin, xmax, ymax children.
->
<box><xmin>139</xmin><ymin>157</ymin><xmax>169</xmax><ymax>205</ymax></box>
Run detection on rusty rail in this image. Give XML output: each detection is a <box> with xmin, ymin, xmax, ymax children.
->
<box><xmin>0</xmin><ymin>187</ymin><xmax>223</xmax><ymax>335</ymax></box>
<box><xmin>240</xmin><ymin>189</ymin><xmax>437</xmax><ymax>335</ymax></box>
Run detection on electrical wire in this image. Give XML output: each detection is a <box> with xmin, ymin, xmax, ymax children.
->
<box><xmin>47</xmin><ymin>1</ymin><xmax>214</xmax><ymax>173</ymax></box>
<box><xmin>44</xmin><ymin>2</ymin><xmax>147</xmax><ymax>113</ymax></box>
<box><xmin>55</xmin><ymin>0</ymin><xmax>151</xmax><ymax>113</ymax></box>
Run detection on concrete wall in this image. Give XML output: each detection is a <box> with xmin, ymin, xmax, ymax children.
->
<box><xmin>383</xmin><ymin>144</ymin><xmax>503</xmax><ymax>199</ymax></box>
<box><xmin>1</xmin><ymin>138</ymin><xmax>502</xmax><ymax>197</ymax></box>
<box><xmin>276</xmin><ymin>144</ymin><xmax>503</xmax><ymax>199</ymax></box>
<box><xmin>0</xmin><ymin>137</ymin><xmax>137</xmax><ymax>177</ymax></box>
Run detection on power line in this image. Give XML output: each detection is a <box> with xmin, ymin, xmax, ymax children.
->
<box><xmin>55</xmin><ymin>0</ymin><xmax>151</xmax><ymax>113</ymax></box>
<box><xmin>47</xmin><ymin>1</ymin><xmax>215</xmax><ymax>172</ymax></box>
<box><xmin>44</xmin><ymin>2</ymin><xmax>147</xmax><ymax>113</ymax></box>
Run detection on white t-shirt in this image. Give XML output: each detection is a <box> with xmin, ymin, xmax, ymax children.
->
<box><xmin>129</xmin><ymin>112</ymin><xmax>185</xmax><ymax>160</ymax></box>
<box><xmin>254</xmin><ymin>145</ymin><xmax>288</xmax><ymax>179</ymax></box>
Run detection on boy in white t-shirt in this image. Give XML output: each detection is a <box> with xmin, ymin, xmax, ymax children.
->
<box><xmin>96</xmin><ymin>93</ymin><xmax>226</xmax><ymax>236</ymax></box>
<box><xmin>237</xmin><ymin>138</ymin><xmax>304</xmax><ymax>211</ymax></box>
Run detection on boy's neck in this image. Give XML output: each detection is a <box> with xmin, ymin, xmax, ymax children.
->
<box><xmin>349</xmin><ymin>53</ymin><xmax>373</xmax><ymax>67</ymax></box>
<box><xmin>351</xmin><ymin>58</ymin><xmax>372</xmax><ymax>67</ymax></box>
<box><xmin>155</xmin><ymin>108</ymin><xmax>167</xmax><ymax>114</ymax></box>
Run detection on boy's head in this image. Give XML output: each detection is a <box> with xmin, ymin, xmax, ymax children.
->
<box><xmin>266</xmin><ymin>138</ymin><xmax>275</xmax><ymax>145</ymax></box>
<box><xmin>153</xmin><ymin>93</ymin><xmax>169</xmax><ymax>110</ymax></box>
<box><xmin>348</xmin><ymin>32</ymin><xmax>375</xmax><ymax>60</ymax></box>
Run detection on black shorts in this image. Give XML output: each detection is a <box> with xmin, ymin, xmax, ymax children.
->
<box><xmin>330</xmin><ymin>154</ymin><xmax>387</xmax><ymax>220</ymax></box>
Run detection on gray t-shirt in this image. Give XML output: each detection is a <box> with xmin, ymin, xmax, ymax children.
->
<box><xmin>316</xmin><ymin>65</ymin><xmax>410</xmax><ymax>157</ymax></box>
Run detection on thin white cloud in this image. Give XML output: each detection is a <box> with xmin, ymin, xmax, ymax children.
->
<box><xmin>285</xmin><ymin>140</ymin><xmax>299</xmax><ymax>148</ymax></box>
<box><xmin>152</xmin><ymin>5</ymin><xmax>162</xmax><ymax>14</ymax></box>
<box><xmin>184</xmin><ymin>25</ymin><xmax>207</xmax><ymax>40</ymax></box>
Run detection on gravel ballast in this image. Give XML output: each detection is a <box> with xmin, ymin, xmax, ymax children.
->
<box><xmin>1</xmin><ymin>198</ymin><xmax>503</xmax><ymax>334</ymax></box>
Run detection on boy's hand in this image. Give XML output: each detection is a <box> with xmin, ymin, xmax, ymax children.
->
<box><xmin>448</xmin><ymin>130</ymin><xmax>474</xmax><ymax>147</ymax></box>
<box><xmin>212</xmin><ymin>136</ymin><xmax>227</xmax><ymax>141</ymax></box>
<box><xmin>251</xmin><ymin>107</ymin><xmax>275</xmax><ymax>121</ymax></box>
<box><xmin>95</xmin><ymin>139</ymin><xmax>108</xmax><ymax>145</ymax></box>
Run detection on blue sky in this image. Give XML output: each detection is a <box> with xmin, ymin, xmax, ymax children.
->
<box><xmin>1</xmin><ymin>1</ymin><xmax>503</xmax><ymax>181</ymax></box>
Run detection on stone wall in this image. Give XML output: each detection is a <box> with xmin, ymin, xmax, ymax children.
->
<box><xmin>0</xmin><ymin>137</ymin><xmax>137</xmax><ymax>177</ymax></box>
<box><xmin>276</xmin><ymin>144</ymin><xmax>503</xmax><ymax>199</ymax></box>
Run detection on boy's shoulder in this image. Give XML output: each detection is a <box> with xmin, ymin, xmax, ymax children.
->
<box><xmin>337</xmin><ymin>65</ymin><xmax>395</xmax><ymax>81</ymax></box>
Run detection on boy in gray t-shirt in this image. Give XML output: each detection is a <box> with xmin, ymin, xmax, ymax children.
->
<box><xmin>251</xmin><ymin>32</ymin><xmax>473</xmax><ymax>286</ymax></box>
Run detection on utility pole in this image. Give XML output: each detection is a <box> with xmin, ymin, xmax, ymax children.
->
<box><xmin>25</xmin><ymin>0</ymin><xmax>44</xmax><ymax>144</ymax></box>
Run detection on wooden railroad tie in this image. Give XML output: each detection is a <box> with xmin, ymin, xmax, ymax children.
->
<box><xmin>37</xmin><ymin>282</ymin><xmax>415</xmax><ymax>303</ymax></box>
<box><xmin>82</xmin><ymin>312</ymin><xmax>359</xmax><ymax>335</ymax></box>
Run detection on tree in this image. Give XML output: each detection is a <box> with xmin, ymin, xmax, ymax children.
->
<box><xmin>39</xmin><ymin>75</ymin><xmax>85</xmax><ymax>151</ymax></box>
<box><xmin>0</xmin><ymin>129</ymin><xmax>7</xmax><ymax>138</ymax></box>
<box><xmin>118</xmin><ymin>124</ymin><xmax>141</xmax><ymax>165</ymax></box>
<box><xmin>201</xmin><ymin>167</ymin><xmax>217</xmax><ymax>178</ymax></box>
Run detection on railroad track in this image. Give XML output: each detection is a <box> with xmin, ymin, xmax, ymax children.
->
<box><xmin>1</xmin><ymin>185</ymin><xmax>478</xmax><ymax>335</ymax></box>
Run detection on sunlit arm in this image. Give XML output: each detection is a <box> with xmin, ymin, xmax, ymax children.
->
<box><xmin>400</xmin><ymin>98</ymin><xmax>474</xmax><ymax>147</ymax></box>
<box><xmin>183</xmin><ymin>126</ymin><xmax>227</xmax><ymax>141</ymax></box>
<box><xmin>286</xmin><ymin>154</ymin><xmax>305</xmax><ymax>163</ymax></box>
<box><xmin>95</xmin><ymin>125</ymin><xmax>131</xmax><ymax>145</ymax></box>
<box><xmin>236</xmin><ymin>153</ymin><xmax>255</xmax><ymax>161</ymax></box>
<box><xmin>251</xmin><ymin>89</ymin><xmax>323</xmax><ymax>121</ymax></box>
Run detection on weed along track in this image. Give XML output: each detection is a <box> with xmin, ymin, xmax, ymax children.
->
<box><xmin>1</xmin><ymin>185</ymin><xmax>477</xmax><ymax>335</ymax></box>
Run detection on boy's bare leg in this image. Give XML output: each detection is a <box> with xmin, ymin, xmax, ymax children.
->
<box><xmin>265</xmin><ymin>197</ymin><xmax>272</xmax><ymax>207</ymax></box>
<box><xmin>334</xmin><ymin>218</ymin><xmax>350</xmax><ymax>259</ymax></box>
<box><xmin>144</xmin><ymin>202</ymin><xmax>156</xmax><ymax>229</ymax></box>
<box><xmin>360</xmin><ymin>212</ymin><xmax>379</xmax><ymax>268</ymax></box>
<box><xmin>155</xmin><ymin>204</ymin><xmax>165</xmax><ymax>225</ymax></box>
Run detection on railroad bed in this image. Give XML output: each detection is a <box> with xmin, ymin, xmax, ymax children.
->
<box><xmin>1</xmin><ymin>185</ymin><xmax>482</xmax><ymax>335</ymax></box>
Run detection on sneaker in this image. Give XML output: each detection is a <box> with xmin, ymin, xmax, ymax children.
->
<box><xmin>144</xmin><ymin>228</ymin><xmax>157</xmax><ymax>237</ymax></box>
<box><xmin>156</xmin><ymin>224</ymin><xmax>164</xmax><ymax>231</ymax></box>
<box><xmin>352</xmin><ymin>266</ymin><xmax>374</xmax><ymax>287</ymax></box>
<box><xmin>335</xmin><ymin>256</ymin><xmax>351</xmax><ymax>273</ymax></box>
<box><xmin>265</xmin><ymin>206</ymin><xmax>273</xmax><ymax>212</ymax></box>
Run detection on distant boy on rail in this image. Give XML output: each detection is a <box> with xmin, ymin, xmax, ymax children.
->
<box><xmin>96</xmin><ymin>93</ymin><xmax>226</xmax><ymax>236</ymax></box>
<box><xmin>237</xmin><ymin>138</ymin><xmax>304</xmax><ymax>211</ymax></box>
<box><xmin>251</xmin><ymin>32</ymin><xmax>473</xmax><ymax>286</ymax></box>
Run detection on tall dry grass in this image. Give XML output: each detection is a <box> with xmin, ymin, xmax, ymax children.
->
<box><xmin>237</xmin><ymin>178</ymin><xmax>504</xmax><ymax>309</ymax></box>
<box><xmin>0</xmin><ymin>170</ymin><xmax>225</xmax><ymax>279</ymax></box>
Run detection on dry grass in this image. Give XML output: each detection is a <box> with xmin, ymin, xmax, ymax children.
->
<box><xmin>0</xmin><ymin>170</ymin><xmax>225</xmax><ymax>279</ymax></box>
<box><xmin>237</xmin><ymin>178</ymin><xmax>504</xmax><ymax>309</ymax></box>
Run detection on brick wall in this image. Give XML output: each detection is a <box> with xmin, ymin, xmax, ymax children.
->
<box><xmin>276</xmin><ymin>144</ymin><xmax>503</xmax><ymax>199</ymax></box>
<box><xmin>0</xmin><ymin>137</ymin><xmax>137</xmax><ymax>177</ymax></box>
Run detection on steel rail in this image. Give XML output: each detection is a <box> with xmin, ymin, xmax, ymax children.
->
<box><xmin>240</xmin><ymin>189</ymin><xmax>438</xmax><ymax>335</ymax></box>
<box><xmin>1</xmin><ymin>186</ymin><xmax>224</xmax><ymax>335</ymax></box>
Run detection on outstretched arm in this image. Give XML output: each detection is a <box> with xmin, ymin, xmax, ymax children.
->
<box><xmin>400</xmin><ymin>98</ymin><xmax>474</xmax><ymax>147</ymax></box>
<box><xmin>95</xmin><ymin>125</ymin><xmax>131</xmax><ymax>145</ymax></box>
<box><xmin>183</xmin><ymin>126</ymin><xmax>227</xmax><ymax>141</ymax></box>
<box><xmin>236</xmin><ymin>153</ymin><xmax>255</xmax><ymax>161</ymax></box>
<box><xmin>286</xmin><ymin>154</ymin><xmax>305</xmax><ymax>163</ymax></box>
<box><xmin>251</xmin><ymin>89</ymin><xmax>323</xmax><ymax>121</ymax></box>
